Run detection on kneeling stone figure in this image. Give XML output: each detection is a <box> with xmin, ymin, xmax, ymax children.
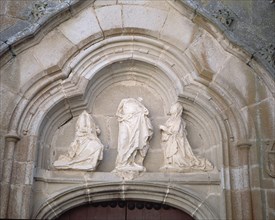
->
<box><xmin>160</xmin><ymin>102</ymin><xmax>213</xmax><ymax>172</ymax></box>
<box><xmin>53</xmin><ymin>110</ymin><xmax>104</xmax><ymax>171</ymax></box>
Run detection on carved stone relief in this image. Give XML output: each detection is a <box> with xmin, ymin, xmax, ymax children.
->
<box><xmin>213</xmin><ymin>9</ymin><xmax>234</xmax><ymax>28</ymax></box>
<box><xmin>31</xmin><ymin>1</ymin><xmax>48</xmax><ymax>20</ymax></box>
<box><xmin>53</xmin><ymin>111</ymin><xmax>104</xmax><ymax>171</ymax></box>
<box><xmin>258</xmin><ymin>44</ymin><xmax>275</xmax><ymax>69</ymax></box>
<box><xmin>159</xmin><ymin>102</ymin><xmax>214</xmax><ymax>172</ymax></box>
<box><xmin>112</xmin><ymin>98</ymin><xmax>153</xmax><ymax>180</ymax></box>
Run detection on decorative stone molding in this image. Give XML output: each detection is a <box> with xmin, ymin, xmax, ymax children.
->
<box><xmin>31</xmin><ymin>1</ymin><xmax>48</xmax><ymax>20</ymax></box>
<box><xmin>258</xmin><ymin>44</ymin><xmax>275</xmax><ymax>69</ymax></box>
<box><xmin>33</xmin><ymin>182</ymin><xmax>218</xmax><ymax>219</ymax></box>
<box><xmin>213</xmin><ymin>9</ymin><xmax>234</xmax><ymax>28</ymax></box>
<box><xmin>0</xmin><ymin>0</ymin><xmax>274</xmax><ymax>79</ymax></box>
<box><xmin>0</xmin><ymin>132</ymin><xmax>20</xmax><ymax>218</ymax></box>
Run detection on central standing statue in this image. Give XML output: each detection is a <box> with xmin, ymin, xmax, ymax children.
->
<box><xmin>113</xmin><ymin>98</ymin><xmax>153</xmax><ymax>179</ymax></box>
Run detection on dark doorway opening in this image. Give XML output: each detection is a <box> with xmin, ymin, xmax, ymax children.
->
<box><xmin>57</xmin><ymin>200</ymin><xmax>194</xmax><ymax>220</ymax></box>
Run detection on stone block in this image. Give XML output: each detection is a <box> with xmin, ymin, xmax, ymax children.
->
<box><xmin>215</xmin><ymin>56</ymin><xmax>270</xmax><ymax>108</ymax></box>
<box><xmin>0</xmin><ymin>20</ymin><xmax>31</xmax><ymax>42</ymax></box>
<box><xmin>206</xmin><ymin>194</ymin><xmax>225</xmax><ymax>219</ymax></box>
<box><xmin>160</xmin><ymin>7</ymin><xmax>200</xmax><ymax>51</ymax></box>
<box><xmin>0</xmin><ymin>16</ymin><xmax>18</xmax><ymax>32</ymax></box>
<box><xmin>267</xmin><ymin>190</ymin><xmax>275</xmax><ymax>210</ymax></box>
<box><xmin>94</xmin><ymin>0</ymin><xmax>117</xmax><ymax>8</ymax></box>
<box><xmin>269</xmin><ymin>211</ymin><xmax>275</xmax><ymax>220</ymax></box>
<box><xmin>5</xmin><ymin>0</ymin><xmax>31</xmax><ymax>20</ymax></box>
<box><xmin>0</xmin><ymin>58</ymin><xmax>20</xmax><ymax>92</ymax></box>
<box><xmin>92</xmin><ymin>81</ymin><xmax>165</xmax><ymax>117</ymax></box>
<box><xmin>95</xmin><ymin>5</ymin><xmax>122</xmax><ymax>35</ymax></box>
<box><xmin>16</xmin><ymin>48</ymin><xmax>45</xmax><ymax>89</ymax></box>
<box><xmin>14</xmin><ymin>136</ymin><xmax>30</xmax><ymax>162</ymax></box>
<box><xmin>11</xmin><ymin>161</ymin><xmax>26</xmax><ymax>184</ymax></box>
<box><xmin>32</xmin><ymin>29</ymin><xmax>77</xmax><ymax>74</ymax></box>
<box><xmin>251</xmin><ymin>189</ymin><xmax>264</xmax><ymax>220</ymax></box>
<box><xmin>0</xmin><ymin>86</ymin><xmax>19</xmax><ymax>131</ymax></box>
<box><xmin>0</xmin><ymin>0</ymin><xmax>7</xmax><ymax>16</ymax></box>
<box><xmin>143</xmin><ymin>150</ymin><xmax>163</xmax><ymax>172</ymax></box>
<box><xmin>240</xmin><ymin>189</ymin><xmax>253</xmax><ymax>219</ymax></box>
<box><xmin>185</xmin><ymin>32</ymin><xmax>230</xmax><ymax>74</ymax></box>
<box><xmin>8</xmin><ymin>184</ymin><xmax>32</xmax><ymax>219</ymax></box>
<box><xmin>247</xmin><ymin>98</ymin><xmax>275</xmax><ymax>140</ymax></box>
<box><xmin>0</xmin><ymin>130</ymin><xmax>5</xmax><ymax>177</ymax></box>
<box><xmin>19</xmin><ymin>185</ymin><xmax>32</xmax><ymax>219</ymax></box>
<box><xmin>261</xmin><ymin>178</ymin><xmax>275</xmax><ymax>190</ymax></box>
<box><xmin>122</xmin><ymin>5</ymin><xmax>168</xmax><ymax>37</ymax></box>
<box><xmin>58</xmin><ymin>7</ymin><xmax>103</xmax><ymax>48</ymax></box>
<box><xmin>118</xmin><ymin>0</ymin><xmax>170</xmax><ymax>11</ymax></box>
<box><xmin>250</xmin><ymin>165</ymin><xmax>260</xmax><ymax>188</ymax></box>
<box><xmin>97</xmin><ymin>148</ymin><xmax>117</xmax><ymax>172</ymax></box>
<box><xmin>0</xmin><ymin>183</ymin><xmax>9</xmax><ymax>218</ymax></box>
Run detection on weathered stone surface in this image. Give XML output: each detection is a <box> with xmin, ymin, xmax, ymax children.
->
<box><xmin>215</xmin><ymin>56</ymin><xmax>270</xmax><ymax>108</ymax></box>
<box><xmin>247</xmin><ymin>98</ymin><xmax>275</xmax><ymax>140</ymax></box>
<box><xmin>5</xmin><ymin>0</ymin><xmax>33</xmax><ymax>20</ymax></box>
<box><xmin>7</xmin><ymin>184</ymin><xmax>32</xmax><ymax>219</ymax></box>
<box><xmin>94</xmin><ymin>0</ymin><xmax>116</xmax><ymax>8</ymax></box>
<box><xmin>0</xmin><ymin>16</ymin><xmax>18</xmax><ymax>32</ymax></box>
<box><xmin>17</xmin><ymin>48</ymin><xmax>45</xmax><ymax>88</ymax></box>
<box><xmin>267</xmin><ymin>190</ymin><xmax>275</xmax><ymax>210</ymax></box>
<box><xmin>185</xmin><ymin>32</ymin><xmax>230</xmax><ymax>74</ymax></box>
<box><xmin>58</xmin><ymin>7</ymin><xmax>103</xmax><ymax>48</ymax></box>
<box><xmin>0</xmin><ymin>86</ymin><xmax>19</xmax><ymax>131</ymax></box>
<box><xmin>95</xmin><ymin>5</ymin><xmax>122</xmax><ymax>33</ymax></box>
<box><xmin>251</xmin><ymin>189</ymin><xmax>264</xmax><ymax>220</ymax></box>
<box><xmin>122</xmin><ymin>5</ymin><xmax>168</xmax><ymax>36</ymax></box>
<box><xmin>31</xmin><ymin>29</ymin><xmax>77</xmax><ymax>73</ymax></box>
<box><xmin>0</xmin><ymin>0</ymin><xmax>274</xmax><ymax>76</ymax></box>
<box><xmin>160</xmin><ymin>7</ymin><xmax>200</xmax><ymax>51</ymax></box>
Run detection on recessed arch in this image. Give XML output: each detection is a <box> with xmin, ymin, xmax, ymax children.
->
<box><xmin>33</xmin><ymin>182</ymin><xmax>218</xmax><ymax>220</ymax></box>
<box><xmin>2</xmin><ymin>1</ymin><xmax>271</xmax><ymax>219</ymax></box>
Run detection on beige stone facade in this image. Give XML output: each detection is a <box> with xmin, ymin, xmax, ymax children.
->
<box><xmin>0</xmin><ymin>0</ymin><xmax>274</xmax><ymax>219</ymax></box>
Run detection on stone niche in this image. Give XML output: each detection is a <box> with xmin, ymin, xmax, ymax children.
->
<box><xmin>40</xmin><ymin>60</ymin><xmax>219</xmax><ymax>174</ymax></box>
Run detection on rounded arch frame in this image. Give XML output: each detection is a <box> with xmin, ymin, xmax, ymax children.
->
<box><xmin>33</xmin><ymin>182</ymin><xmax>218</xmax><ymax>219</ymax></box>
<box><xmin>5</xmin><ymin>34</ymin><xmax>250</xmax><ymax>219</ymax></box>
<box><xmin>1</xmin><ymin>2</ymin><xmax>266</xmax><ymax>218</ymax></box>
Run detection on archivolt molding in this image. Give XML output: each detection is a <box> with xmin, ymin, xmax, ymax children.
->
<box><xmin>9</xmin><ymin>34</ymin><xmax>251</xmax><ymax>144</ymax></box>
<box><xmin>1</xmin><ymin>4</ymin><xmax>264</xmax><ymax>219</ymax></box>
<box><xmin>33</xmin><ymin>182</ymin><xmax>218</xmax><ymax>219</ymax></box>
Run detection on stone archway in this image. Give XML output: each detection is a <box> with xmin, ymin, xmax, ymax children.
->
<box><xmin>33</xmin><ymin>183</ymin><xmax>217</xmax><ymax>219</ymax></box>
<box><xmin>1</xmin><ymin>1</ymin><xmax>274</xmax><ymax>220</ymax></box>
<box><xmin>56</xmin><ymin>200</ymin><xmax>194</xmax><ymax>220</ymax></box>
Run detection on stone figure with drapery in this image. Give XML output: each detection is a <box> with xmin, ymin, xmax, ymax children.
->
<box><xmin>160</xmin><ymin>102</ymin><xmax>213</xmax><ymax>172</ymax></box>
<box><xmin>113</xmin><ymin>98</ymin><xmax>153</xmax><ymax>179</ymax></box>
<box><xmin>53</xmin><ymin>110</ymin><xmax>104</xmax><ymax>171</ymax></box>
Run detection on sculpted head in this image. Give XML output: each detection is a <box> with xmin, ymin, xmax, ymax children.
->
<box><xmin>169</xmin><ymin>102</ymin><xmax>183</xmax><ymax>117</ymax></box>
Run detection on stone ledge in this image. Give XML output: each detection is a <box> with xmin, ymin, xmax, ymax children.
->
<box><xmin>34</xmin><ymin>169</ymin><xmax>221</xmax><ymax>185</ymax></box>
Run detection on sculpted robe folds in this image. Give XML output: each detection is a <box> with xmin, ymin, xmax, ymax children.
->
<box><xmin>53</xmin><ymin>111</ymin><xmax>104</xmax><ymax>171</ymax></box>
<box><xmin>160</xmin><ymin>102</ymin><xmax>213</xmax><ymax>172</ymax></box>
<box><xmin>114</xmin><ymin>98</ymin><xmax>153</xmax><ymax>173</ymax></box>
